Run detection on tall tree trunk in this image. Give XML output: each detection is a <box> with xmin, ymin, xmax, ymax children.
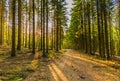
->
<box><xmin>87</xmin><ymin>2</ymin><xmax>92</xmax><ymax>54</ymax></box>
<box><xmin>42</xmin><ymin>0</ymin><xmax>46</xmax><ymax>57</ymax></box>
<box><xmin>40</xmin><ymin>0</ymin><xmax>43</xmax><ymax>50</ymax></box>
<box><xmin>0</xmin><ymin>0</ymin><xmax>3</xmax><ymax>45</ymax></box>
<box><xmin>17</xmin><ymin>0</ymin><xmax>22</xmax><ymax>50</ymax></box>
<box><xmin>11</xmin><ymin>0</ymin><xmax>16</xmax><ymax>57</ymax></box>
<box><xmin>97</xmin><ymin>0</ymin><xmax>102</xmax><ymax>57</ymax></box>
<box><xmin>119</xmin><ymin>0</ymin><xmax>120</xmax><ymax>55</ymax></box>
<box><xmin>91</xmin><ymin>0</ymin><xmax>96</xmax><ymax>54</ymax></box>
<box><xmin>59</xmin><ymin>19</ymin><xmax>62</xmax><ymax>50</ymax></box>
<box><xmin>29</xmin><ymin>0</ymin><xmax>31</xmax><ymax>49</ymax></box>
<box><xmin>46</xmin><ymin>0</ymin><xmax>48</xmax><ymax>53</ymax></box>
<box><xmin>100</xmin><ymin>0</ymin><xmax>105</xmax><ymax>58</ymax></box>
<box><xmin>23</xmin><ymin>22</ymin><xmax>25</xmax><ymax>46</ymax></box>
<box><xmin>56</xmin><ymin>0</ymin><xmax>59</xmax><ymax>52</ymax></box>
<box><xmin>32</xmin><ymin>0</ymin><xmax>35</xmax><ymax>54</ymax></box>
<box><xmin>103</xmin><ymin>0</ymin><xmax>110</xmax><ymax>59</ymax></box>
<box><xmin>25</xmin><ymin>1</ymin><xmax>28</xmax><ymax>48</ymax></box>
<box><xmin>54</xmin><ymin>9</ymin><xmax>56</xmax><ymax>50</ymax></box>
<box><xmin>83</xmin><ymin>1</ymin><xmax>88</xmax><ymax>53</ymax></box>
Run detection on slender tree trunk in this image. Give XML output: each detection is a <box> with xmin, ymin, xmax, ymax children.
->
<box><xmin>56</xmin><ymin>0</ymin><xmax>59</xmax><ymax>52</ymax></box>
<box><xmin>8</xmin><ymin>1</ymin><xmax>11</xmax><ymax>45</ymax></box>
<box><xmin>40</xmin><ymin>0</ymin><xmax>43</xmax><ymax>50</ymax></box>
<box><xmin>29</xmin><ymin>0</ymin><xmax>31</xmax><ymax>49</ymax></box>
<box><xmin>103</xmin><ymin>0</ymin><xmax>110</xmax><ymax>59</ymax></box>
<box><xmin>46</xmin><ymin>0</ymin><xmax>49</xmax><ymax>53</ymax></box>
<box><xmin>87</xmin><ymin>2</ymin><xmax>92</xmax><ymax>54</ymax></box>
<box><xmin>0</xmin><ymin>0</ymin><xmax>3</xmax><ymax>45</ymax></box>
<box><xmin>2</xmin><ymin>0</ymin><xmax>4</xmax><ymax>45</ymax></box>
<box><xmin>17</xmin><ymin>0</ymin><xmax>22</xmax><ymax>50</ymax></box>
<box><xmin>6</xmin><ymin>10</ymin><xmax>8</xmax><ymax>44</ymax></box>
<box><xmin>83</xmin><ymin>2</ymin><xmax>88</xmax><ymax>53</ymax></box>
<box><xmin>23</xmin><ymin>22</ymin><xmax>25</xmax><ymax>46</ymax></box>
<box><xmin>42</xmin><ymin>0</ymin><xmax>46</xmax><ymax>57</ymax></box>
<box><xmin>54</xmin><ymin>10</ymin><xmax>56</xmax><ymax>50</ymax></box>
<box><xmin>119</xmin><ymin>0</ymin><xmax>120</xmax><ymax>55</ymax></box>
<box><xmin>51</xmin><ymin>27</ymin><xmax>54</xmax><ymax>50</ymax></box>
<box><xmin>0</xmin><ymin>1</ymin><xmax>1</xmax><ymax>45</ymax></box>
<box><xmin>59</xmin><ymin>20</ymin><xmax>62</xmax><ymax>50</ymax></box>
<box><xmin>97</xmin><ymin>0</ymin><xmax>102</xmax><ymax>57</ymax></box>
<box><xmin>11</xmin><ymin>0</ymin><xmax>16</xmax><ymax>57</ymax></box>
<box><xmin>32</xmin><ymin>0</ymin><xmax>35</xmax><ymax>54</ymax></box>
<box><xmin>100</xmin><ymin>0</ymin><xmax>105</xmax><ymax>58</ymax></box>
<box><xmin>91</xmin><ymin>0</ymin><xmax>96</xmax><ymax>54</ymax></box>
<box><xmin>109</xmin><ymin>11</ymin><xmax>113</xmax><ymax>58</ymax></box>
<box><xmin>25</xmin><ymin>1</ymin><xmax>28</xmax><ymax>48</ymax></box>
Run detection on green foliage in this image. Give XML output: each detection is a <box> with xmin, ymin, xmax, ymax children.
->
<box><xmin>46</xmin><ymin>51</ymin><xmax>63</xmax><ymax>59</ymax></box>
<box><xmin>47</xmin><ymin>53</ymin><xmax>57</xmax><ymax>59</ymax></box>
<box><xmin>63</xmin><ymin>0</ymin><xmax>119</xmax><ymax>59</ymax></box>
<box><xmin>7</xmin><ymin>74</ymin><xmax>23</xmax><ymax>81</ymax></box>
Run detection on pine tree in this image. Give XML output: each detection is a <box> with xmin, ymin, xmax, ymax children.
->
<box><xmin>17</xmin><ymin>0</ymin><xmax>22</xmax><ymax>50</ymax></box>
<box><xmin>32</xmin><ymin>0</ymin><xmax>35</xmax><ymax>54</ymax></box>
<box><xmin>11</xmin><ymin>0</ymin><xmax>16</xmax><ymax>57</ymax></box>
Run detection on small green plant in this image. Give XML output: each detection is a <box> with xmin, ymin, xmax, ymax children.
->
<box><xmin>7</xmin><ymin>74</ymin><xmax>23</xmax><ymax>81</ymax></box>
<box><xmin>47</xmin><ymin>53</ymin><xmax>56</xmax><ymax>59</ymax></box>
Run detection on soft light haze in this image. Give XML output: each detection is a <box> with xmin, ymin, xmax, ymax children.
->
<box><xmin>66</xmin><ymin>0</ymin><xmax>73</xmax><ymax>25</ymax></box>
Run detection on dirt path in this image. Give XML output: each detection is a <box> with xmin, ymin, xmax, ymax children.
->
<box><xmin>0</xmin><ymin>48</ymin><xmax>120</xmax><ymax>81</ymax></box>
<box><xmin>49</xmin><ymin>49</ymin><xmax>120</xmax><ymax>81</ymax></box>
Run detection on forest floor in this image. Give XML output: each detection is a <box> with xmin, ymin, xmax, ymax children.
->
<box><xmin>0</xmin><ymin>46</ymin><xmax>120</xmax><ymax>81</ymax></box>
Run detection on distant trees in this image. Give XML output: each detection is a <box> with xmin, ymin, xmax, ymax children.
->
<box><xmin>1</xmin><ymin>0</ymin><xmax>120</xmax><ymax>60</ymax></box>
<box><xmin>51</xmin><ymin>0</ymin><xmax>67</xmax><ymax>52</ymax></box>
<box><xmin>0</xmin><ymin>0</ymin><xmax>67</xmax><ymax>57</ymax></box>
<box><xmin>65</xmin><ymin>0</ymin><xmax>118</xmax><ymax>60</ymax></box>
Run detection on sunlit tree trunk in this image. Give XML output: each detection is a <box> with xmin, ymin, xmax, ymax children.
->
<box><xmin>0</xmin><ymin>0</ymin><xmax>3</xmax><ymax>45</ymax></box>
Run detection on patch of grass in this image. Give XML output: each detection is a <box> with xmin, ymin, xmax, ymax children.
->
<box><xmin>26</xmin><ymin>60</ymin><xmax>39</xmax><ymax>72</ymax></box>
<box><xmin>46</xmin><ymin>52</ymin><xmax>57</xmax><ymax>59</ymax></box>
<box><xmin>0</xmin><ymin>68</ymin><xmax>29</xmax><ymax>81</ymax></box>
<box><xmin>61</xmin><ymin>49</ymin><xmax>67</xmax><ymax>53</ymax></box>
<box><xmin>17</xmin><ymin>48</ymin><xmax>32</xmax><ymax>55</ymax></box>
<box><xmin>7</xmin><ymin>74</ymin><xmax>23</xmax><ymax>81</ymax></box>
<box><xmin>0</xmin><ymin>72</ymin><xmax>26</xmax><ymax>81</ymax></box>
<box><xmin>46</xmin><ymin>51</ymin><xmax>63</xmax><ymax>59</ymax></box>
<box><xmin>77</xmin><ymin>51</ymin><xmax>120</xmax><ymax>70</ymax></box>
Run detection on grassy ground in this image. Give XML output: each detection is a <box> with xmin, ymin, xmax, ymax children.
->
<box><xmin>0</xmin><ymin>46</ymin><xmax>54</xmax><ymax>81</ymax></box>
<box><xmin>0</xmin><ymin>47</ymin><xmax>120</xmax><ymax>81</ymax></box>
